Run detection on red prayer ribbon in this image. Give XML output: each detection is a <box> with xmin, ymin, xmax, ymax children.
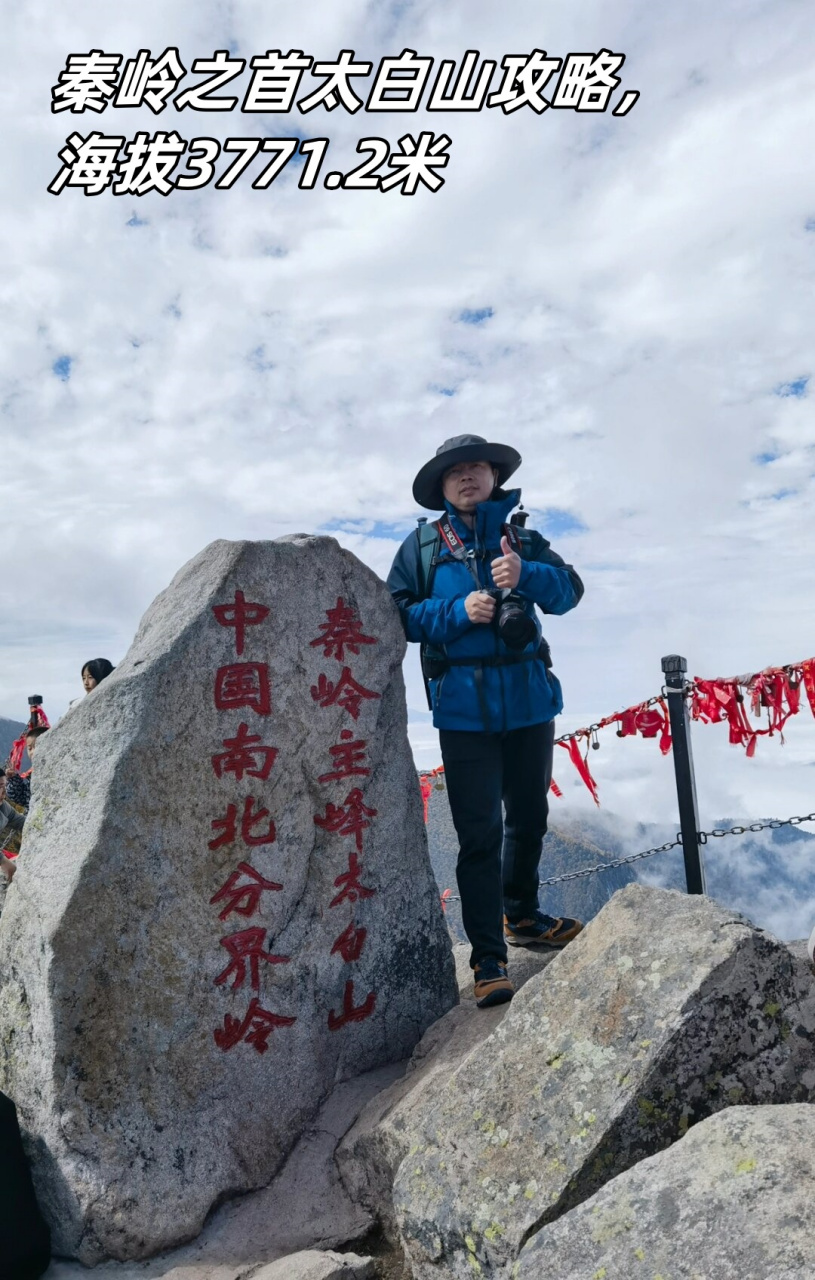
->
<box><xmin>7</xmin><ymin>704</ymin><xmax>50</xmax><ymax>772</ymax></box>
<box><xmin>558</xmin><ymin>736</ymin><xmax>600</xmax><ymax>806</ymax></box>
<box><xmin>417</xmin><ymin>656</ymin><xmax>815</xmax><ymax>811</ymax></box>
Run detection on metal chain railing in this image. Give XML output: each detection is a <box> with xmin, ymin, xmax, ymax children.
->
<box><xmin>697</xmin><ymin>812</ymin><xmax>815</xmax><ymax>843</ymax></box>
<box><xmin>437</xmin><ymin>812</ymin><xmax>815</xmax><ymax>897</ymax></box>
<box><xmin>537</xmin><ymin>836</ymin><xmax>684</xmax><ymax>886</ymax></box>
<box><xmin>534</xmin><ymin>812</ymin><xmax>815</xmax><ymax>886</ymax></box>
<box><xmin>427</xmin><ymin>651</ymin><xmax>815</xmax><ymax>902</ymax></box>
<box><xmin>553</xmin><ymin>693</ymin><xmax>666</xmax><ymax>747</ymax></box>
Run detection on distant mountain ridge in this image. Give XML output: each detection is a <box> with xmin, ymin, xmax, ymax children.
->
<box><xmin>0</xmin><ymin>717</ymin><xmax>26</xmax><ymax>766</ymax></box>
<box><xmin>549</xmin><ymin>809</ymin><xmax>815</xmax><ymax>942</ymax></box>
<box><xmin>425</xmin><ymin>785</ymin><xmax>815</xmax><ymax>943</ymax></box>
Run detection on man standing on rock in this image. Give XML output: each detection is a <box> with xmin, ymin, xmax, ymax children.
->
<box><xmin>388</xmin><ymin>435</ymin><xmax>585</xmax><ymax>1008</ymax></box>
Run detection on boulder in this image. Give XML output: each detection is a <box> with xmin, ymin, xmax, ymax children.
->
<box><xmin>517</xmin><ymin>1103</ymin><xmax>815</xmax><ymax>1279</ymax></box>
<box><xmin>0</xmin><ymin>537</ymin><xmax>457</xmax><ymax>1263</ymax></box>
<box><xmin>392</xmin><ymin>884</ymin><xmax>815</xmax><ymax>1280</ymax></box>
<box><xmin>252</xmin><ymin>1249</ymin><xmax>375</xmax><ymax>1280</ymax></box>
<box><xmin>46</xmin><ymin>1062</ymin><xmax>404</xmax><ymax>1280</ymax></box>
<box><xmin>337</xmin><ymin>946</ymin><xmax>556</xmax><ymax>1239</ymax></box>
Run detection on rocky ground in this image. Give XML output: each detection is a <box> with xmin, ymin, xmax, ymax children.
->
<box><xmin>36</xmin><ymin>892</ymin><xmax>815</xmax><ymax>1280</ymax></box>
<box><xmin>42</xmin><ymin>944</ymin><xmax>556</xmax><ymax>1280</ymax></box>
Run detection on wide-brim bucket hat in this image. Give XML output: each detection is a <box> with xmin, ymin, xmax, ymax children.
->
<box><xmin>412</xmin><ymin>434</ymin><xmax>522</xmax><ymax>511</ymax></box>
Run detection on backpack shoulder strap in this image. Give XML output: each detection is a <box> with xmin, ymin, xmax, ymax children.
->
<box><xmin>417</xmin><ymin>520</ymin><xmax>442</xmax><ymax>599</ymax></box>
<box><xmin>517</xmin><ymin>528</ymin><xmax>534</xmax><ymax>559</ymax></box>
<box><xmin>502</xmin><ymin>522</ymin><xmax>535</xmax><ymax>559</ymax></box>
<box><xmin>415</xmin><ymin>520</ymin><xmax>444</xmax><ymax>712</ymax></box>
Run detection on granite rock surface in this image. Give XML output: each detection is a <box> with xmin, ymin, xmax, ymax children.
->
<box><xmin>251</xmin><ymin>1249</ymin><xmax>376</xmax><ymax>1280</ymax></box>
<box><xmin>392</xmin><ymin>885</ymin><xmax>815</xmax><ymax>1279</ymax></box>
<box><xmin>337</xmin><ymin>945</ymin><xmax>556</xmax><ymax>1240</ymax></box>
<box><xmin>517</xmin><ymin>1103</ymin><xmax>815</xmax><ymax>1280</ymax></box>
<box><xmin>0</xmin><ymin>536</ymin><xmax>456</xmax><ymax>1263</ymax></box>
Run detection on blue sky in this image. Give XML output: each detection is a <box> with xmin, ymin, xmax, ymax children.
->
<box><xmin>2</xmin><ymin>0</ymin><xmax>815</xmax><ymax>846</ymax></box>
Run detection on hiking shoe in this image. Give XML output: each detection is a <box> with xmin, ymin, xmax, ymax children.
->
<box><xmin>473</xmin><ymin>957</ymin><xmax>514</xmax><ymax>1008</ymax></box>
<box><xmin>504</xmin><ymin>911</ymin><xmax>584</xmax><ymax>948</ymax></box>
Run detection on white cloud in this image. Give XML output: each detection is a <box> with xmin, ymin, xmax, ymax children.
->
<box><xmin>1</xmin><ymin>1</ymin><xmax>814</xmax><ymax>849</ymax></box>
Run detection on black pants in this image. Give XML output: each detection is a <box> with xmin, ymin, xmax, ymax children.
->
<box><xmin>439</xmin><ymin>720</ymin><xmax>555</xmax><ymax>969</ymax></box>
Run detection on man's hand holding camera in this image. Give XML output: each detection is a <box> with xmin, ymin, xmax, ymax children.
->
<box><xmin>464</xmin><ymin>590</ymin><xmax>496</xmax><ymax>623</ymax></box>
<box><xmin>465</xmin><ymin>536</ymin><xmax>522</xmax><ymax>625</ymax></box>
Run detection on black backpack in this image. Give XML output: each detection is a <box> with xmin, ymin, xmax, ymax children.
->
<box><xmin>0</xmin><ymin>1092</ymin><xmax>51</xmax><ymax>1279</ymax></box>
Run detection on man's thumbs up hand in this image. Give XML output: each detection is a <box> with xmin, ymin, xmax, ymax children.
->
<box><xmin>491</xmin><ymin>535</ymin><xmax>522</xmax><ymax>590</ymax></box>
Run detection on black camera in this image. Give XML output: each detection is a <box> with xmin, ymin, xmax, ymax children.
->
<box><xmin>486</xmin><ymin>590</ymin><xmax>538</xmax><ymax>651</ymax></box>
<box><xmin>27</xmin><ymin>695</ymin><xmax>43</xmax><ymax>707</ymax></box>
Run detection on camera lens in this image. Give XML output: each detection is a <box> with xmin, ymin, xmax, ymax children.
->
<box><xmin>496</xmin><ymin>599</ymin><xmax>537</xmax><ymax>650</ymax></box>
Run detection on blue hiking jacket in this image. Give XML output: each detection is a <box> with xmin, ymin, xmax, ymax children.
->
<box><xmin>387</xmin><ymin>489</ymin><xmax>584</xmax><ymax>732</ymax></box>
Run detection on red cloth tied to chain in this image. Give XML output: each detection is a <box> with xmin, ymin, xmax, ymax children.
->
<box><xmin>616</xmin><ymin>708</ymin><xmax>639</xmax><ymax>738</ymax></box>
<box><xmin>633</xmin><ymin>701</ymin><xmax>672</xmax><ymax>754</ymax></box>
<box><xmin>7</xmin><ymin>704</ymin><xmax>50</xmax><ymax>771</ymax></box>
<box><xmin>599</xmin><ymin>698</ymin><xmax>671</xmax><ymax>755</ymax></box>
<box><xmin>710</xmin><ymin>659</ymin><xmax>814</xmax><ymax>751</ymax></box>
<box><xmin>802</xmin><ymin>660</ymin><xmax>815</xmax><ymax>718</ymax></box>
<box><xmin>553</xmin><ymin>697</ymin><xmax>672</xmax><ymax>804</ymax></box>
<box><xmin>418</xmin><ymin>766</ymin><xmax>446</xmax><ymax>824</ymax></box>
<box><xmin>558</xmin><ymin>736</ymin><xmax>600</xmax><ymax>806</ymax></box>
<box><xmin>787</xmin><ymin>676</ymin><xmax>801</xmax><ymax>716</ymax></box>
<box><xmin>419</xmin><ymin>776</ymin><xmax>432</xmax><ymax>824</ymax></box>
<box><xmin>689</xmin><ymin>661</ymin><xmax>815</xmax><ymax>756</ymax></box>
<box><xmin>691</xmin><ymin>679</ymin><xmax>755</xmax><ymax>752</ymax></box>
<box><xmin>417</xmin><ymin>656</ymin><xmax>815</xmax><ymax>811</ymax></box>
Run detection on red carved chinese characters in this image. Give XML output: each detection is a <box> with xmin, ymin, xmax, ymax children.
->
<box><xmin>214</xmin><ymin>663</ymin><xmax>271</xmax><ymax>716</ymax></box>
<box><xmin>308</xmin><ymin>597</ymin><xmax>382</xmax><ymax>1033</ymax></box>
<box><xmin>212</xmin><ymin>722</ymin><xmax>278</xmax><ymax>781</ymax></box>
<box><xmin>327</xmin><ymin>979</ymin><xmax>376</xmax><ymax>1031</ymax></box>
<box><xmin>319</xmin><ymin>731</ymin><xmax>370</xmax><ymax>782</ymax></box>
<box><xmin>210</xmin><ymin>861</ymin><xmax>283</xmax><ymax>921</ymax></box>
<box><xmin>214</xmin><ymin>927</ymin><xmax>290</xmax><ymax>991</ymax></box>
<box><xmin>209</xmin><ymin>803</ymin><xmax>238</xmax><ymax>850</ymax></box>
<box><xmin>209</xmin><ymin>796</ymin><xmax>277</xmax><ymax>850</ymax></box>
<box><xmin>330</xmin><ymin>921</ymin><xmax>367</xmax><ymax>962</ymax></box>
<box><xmin>213</xmin><ymin>590</ymin><xmax>270</xmax><ymax>656</ymax></box>
<box><xmin>330</xmin><ymin>851</ymin><xmax>375</xmax><ymax>908</ymax></box>
<box><xmin>214</xmin><ymin>998</ymin><xmax>296</xmax><ymax>1053</ymax></box>
<box><xmin>314</xmin><ymin>788</ymin><xmax>378</xmax><ymax>853</ymax></box>
<box><xmin>310</xmin><ymin>668</ymin><xmax>380</xmax><ymax>721</ymax></box>
<box><xmin>207</xmin><ymin>586</ymin><xmax>296</xmax><ymax>1051</ymax></box>
<box><xmin>310</xmin><ymin>597</ymin><xmax>377</xmax><ymax>662</ymax></box>
<box><xmin>207</xmin><ymin>592</ymin><xmax>385</xmax><ymax>1043</ymax></box>
<box><xmin>240</xmin><ymin>796</ymin><xmax>277</xmax><ymax>846</ymax></box>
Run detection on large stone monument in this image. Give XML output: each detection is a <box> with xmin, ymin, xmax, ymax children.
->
<box><xmin>0</xmin><ymin>537</ymin><xmax>457</xmax><ymax>1263</ymax></box>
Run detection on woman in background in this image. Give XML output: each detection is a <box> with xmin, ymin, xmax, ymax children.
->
<box><xmin>65</xmin><ymin>658</ymin><xmax>116</xmax><ymax>716</ymax></box>
<box><xmin>81</xmin><ymin>658</ymin><xmax>114</xmax><ymax>693</ymax></box>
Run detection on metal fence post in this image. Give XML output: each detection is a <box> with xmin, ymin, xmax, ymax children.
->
<box><xmin>661</xmin><ymin>654</ymin><xmax>706</xmax><ymax>894</ymax></box>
